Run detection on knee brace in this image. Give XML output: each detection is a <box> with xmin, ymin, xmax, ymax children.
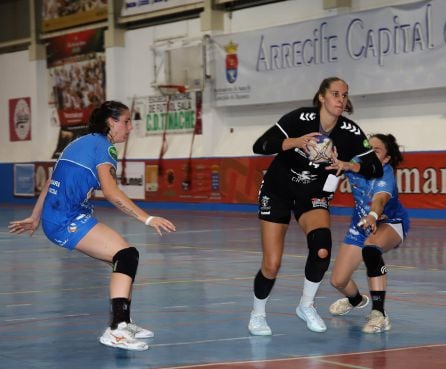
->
<box><xmin>112</xmin><ymin>247</ymin><xmax>139</xmax><ymax>282</ymax></box>
<box><xmin>305</xmin><ymin>228</ymin><xmax>332</xmax><ymax>283</ymax></box>
<box><xmin>362</xmin><ymin>245</ymin><xmax>387</xmax><ymax>277</ymax></box>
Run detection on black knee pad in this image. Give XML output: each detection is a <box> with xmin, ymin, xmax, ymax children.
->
<box><xmin>112</xmin><ymin>247</ymin><xmax>139</xmax><ymax>282</ymax></box>
<box><xmin>362</xmin><ymin>245</ymin><xmax>387</xmax><ymax>277</ymax></box>
<box><xmin>305</xmin><ymin>228</ymin><xmax>332</xmax><ymax>283</ymax></box>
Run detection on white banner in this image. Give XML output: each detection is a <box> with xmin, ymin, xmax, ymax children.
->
<box><xmin>213</xmin><ymin>0</ymin><xmax>446</xmax><ymax>106</ymax></box>
<box><xmin>122</xmin><ymin>0</ymin><xmax>200</xmax><ymax>17</ymax></box>
<box><xmin>132</xmin><ymin>92</ymin><xmax>197</xmax><ymax>137</ymax></box>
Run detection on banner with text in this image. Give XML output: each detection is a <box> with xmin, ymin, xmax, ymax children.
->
<box><xmin>132</xmin><ymin>92</ymin><xmax>202</xmax><ymax>137</ymax></box>
<box><xmin>213</xmin><ymin>0</ymin><xmax>446</xmax><ymax>106</ymax></box>
<box><xmin>31</xmin><ymin>151</ymin><xmax>446</xmax><ymax>210</ymax></box>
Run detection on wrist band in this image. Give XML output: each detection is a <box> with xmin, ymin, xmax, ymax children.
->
<box><xmin>368</xmin><ymin>211</ymin><xmax>379</xmax><ymax>220</ymax></box>
<box><xmin>145</xmin><ymin>216</ymin><xmax>154</xmax><ymax>225</ymax></box>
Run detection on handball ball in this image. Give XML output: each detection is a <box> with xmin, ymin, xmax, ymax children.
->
<box><xmin>306</xmin><ymin>134</ymin><xmax>334</xmax><ymax>163</ymax></box>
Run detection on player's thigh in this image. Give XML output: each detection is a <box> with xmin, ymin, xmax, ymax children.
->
<box><xmin>75</xmin><ymin>222</ymin><xmax>129</xmax><ymax>262</ymax></box>
<box><xmin>260</xmin><ymin>220</ymin><xmax>288</xmax><ymax>264</ymax></box>
<box><xmin>366</xmin><ymin>223</ymin><xmax>402</xmax><ymax>252</ymax></box>
<box><xmin>331</xmin><ymin>243</ymin><xmax>363</xmax><ymax>284</ymax></box>
<box><xmin>298</xmin><ymin>208</ymin><xmax>331</xmax><ymax>234</ymax></box>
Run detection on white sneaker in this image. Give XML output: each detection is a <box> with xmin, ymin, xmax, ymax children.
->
<box><xmin>296</xmin><ymin>304</ymin><xmax>327</xmax><ymax>333</ymax></box>
<box><xmin>248</xmin><ymin>312</ymin><xmax>272</xmax><ymax>336</ymax></box>
<box><xmin>127</xmin><ymin>320</ymin><xmax>154</xmax><ymax>338</ymax></box>
<box><xmin>329</xmin><ymin>295</ymin><xmax>369</xmax><ymax>316</ymax></box>
<box><xmin>362</xmin><ymin>310</ymin><xmax>391</xmax><ymax>333</ymax></box>
<box><xmin>99</xmin><ymin>322</ymin><xmax>149</xmax><ymax>351</ymax></box>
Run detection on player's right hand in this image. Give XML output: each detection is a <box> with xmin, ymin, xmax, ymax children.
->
<box><xmin>8</xmin><ymin>217</ymin><xmax>40</xmax><ymax>236</ymax></box>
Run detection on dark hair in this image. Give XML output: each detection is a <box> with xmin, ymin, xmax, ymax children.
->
<box><xmin>370</xmin><ymin>133</ymin><xmax>404</xmax><ymax>169</ymax></box>
<box><xmin>88</xmin><ymin>100</ymin><xmax>129</xmax><ymax>135</ymax></box>
<box><xmin>312</xmin><ymin>76</ymin><xmax>354</xmax><ymax>114</ymax></box>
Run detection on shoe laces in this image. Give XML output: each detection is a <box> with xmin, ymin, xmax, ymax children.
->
<box><xmin>250</xmin><ymin>314</ymin><xmax>267</xmax><ymax>327</ymax></box>
<box><xmin>302</xmin><ymin>305</ymin><xmax>323</xmax><ymax>323</ymax></box>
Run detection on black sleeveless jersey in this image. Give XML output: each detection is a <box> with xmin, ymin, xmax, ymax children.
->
<box><xmin>253</xmin><ymin>106</ymin><xmax>377</xmax><ymax>197</ymax></box>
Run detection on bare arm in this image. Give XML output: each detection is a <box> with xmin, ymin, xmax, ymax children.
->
<box><xmin>358</xmin><ymin>192</ymin><xmax>391</xmax><ymax>233</ymax></box>
<box><xmin>98</xmin><ymin>164</ymin><xmax>176</xmax><ymax>235</ymax></box>
<box><xmin>8</xmin><ymin>178</ymin><xmax>50</xmax><ymax>236</ymax></box>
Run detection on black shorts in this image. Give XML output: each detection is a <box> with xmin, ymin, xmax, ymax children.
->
<box><xmin>258</xmin><ymin>186</ymin><xmax>331</xmax><ymax>224</ymax></box>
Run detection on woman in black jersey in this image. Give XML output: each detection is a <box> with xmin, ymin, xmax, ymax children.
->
<box><xmin>248</xmin><ymin>77</ymin><xmax>383</xmax><ymax>335</ymax></box>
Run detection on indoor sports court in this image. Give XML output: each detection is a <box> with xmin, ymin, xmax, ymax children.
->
<box><xmin>1</xmin><ymin>205</ymin><xmax>445</xmax><ymax>369</ymax></box>
<box><xmin>1</xmin><ymin>0</ymin><xmax>446</xmax><ymax>368</ymax></box>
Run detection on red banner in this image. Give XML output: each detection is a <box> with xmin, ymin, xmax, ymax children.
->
<box><xmin>329</xmin><ymin>152</ymin><xmax>446</xmax><ymax>210</ymax></box>
<box><xmin>33</xmin><ymin>151</ymin><xmax>446</xmax><ymax>210</ymax></box>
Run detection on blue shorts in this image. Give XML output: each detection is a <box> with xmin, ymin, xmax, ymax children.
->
<box><xmin>42</xmin><ymin>213</ymin><xmax>98</xmax><ymax>250</ymax></box>
<box><xmin>344</xmin><ymin>221</ymin><xmax>405</xmax><ymax>248</ymax></box>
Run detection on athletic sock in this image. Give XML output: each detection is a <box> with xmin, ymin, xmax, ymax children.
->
<box><xmin>252</xmin><ymin>295</ymin><xmax>268</xmax><ymax>315</ymax></box>
<box><xmin>300</xmin><ymin>278</ymin><xmax>321</xmax><ymax>307</ymax></box>
<box><xmin>348</xmin><ymin>291</ymin><xmax>363</xmax><ymax>307</ymax></box>
<box><xmin>370</xmin><ymin>291</ymin><xmax>386</xmax><ymax>315</ymax></box>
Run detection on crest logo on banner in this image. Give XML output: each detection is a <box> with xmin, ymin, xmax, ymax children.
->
<box><xmin>224</xmin><ymin>41</ymin><xmax>238</xmax><ymax>83</ymax></box>
<box><xmin>9</xmin><ymin>97</ymin><xmax>31</xmax><ymax>141</ymax></box>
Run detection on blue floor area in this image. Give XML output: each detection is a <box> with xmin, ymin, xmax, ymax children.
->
<box><xmin>0</xmin><ymin>205</ymin><xmax>445</xmax><ymax>369</ymax></box>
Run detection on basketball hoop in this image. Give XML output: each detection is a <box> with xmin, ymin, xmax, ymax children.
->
<box><xmin>158</xmin><ymin>84</ymin><xmax>187</xmax><ymax>96</ymax></box>
<box><xmin>156</xmin><ymin>84</ymin><xmax>187</xmax><ymax>177</ymax></box>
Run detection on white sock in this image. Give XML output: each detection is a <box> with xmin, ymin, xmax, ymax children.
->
<box><xmin>299</xmin><ymin>278</ymin><xmax>321</xmax><ymax>307</ymax></box>
<box><xmin>252</xmin><ymin>295</ymin><xmax>268</xmax><ymax>315</ymax></box>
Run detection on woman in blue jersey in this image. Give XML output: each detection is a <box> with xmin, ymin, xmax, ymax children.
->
<box><xmin>9</xmin><ymin>101</ymin><xmax>176</xmax><ymax>351</ymax></box>
<box><xmin>328</xmin><ymin>133</ymin><xmax>409</xmax><ymax>333</ymax></box>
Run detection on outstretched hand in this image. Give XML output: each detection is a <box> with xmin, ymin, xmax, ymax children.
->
<box><xmin>147</xmin><ymin>216</ymin><xmax>176</xmax><ymax>236</ymax></box>
<box><xmin>8</xmin><ymin>217</ymin><xmax>40</xmax><ymax>236</ymax></box>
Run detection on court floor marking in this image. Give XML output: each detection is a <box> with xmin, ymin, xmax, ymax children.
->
<box><xmin>155</xmin><ymin>343</ymin><xmax>446</xmax><ymax>369</ymax></box>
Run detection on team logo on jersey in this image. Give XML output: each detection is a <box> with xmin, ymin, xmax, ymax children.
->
<box><xmin>68</xmin><ymin>223</ymin><xmax>77</xmax><ymax>233</ymax></box>
<box><xmin>224</xmin><ymin>41</ymin><xmax>238</xmax><ymax>84</ymax></box>
<box><xmin>108</xmin><ymin>146</ymin><xmax>118</xmax><ymax>160</ymax></box>
<box><xmin>299</xmin><ymin>112</ymin><xmax>316</xmax><ymax>121</ymax></box>
<box><xmin>291</xmin><ymin>169</ymin><xmax>317</xmax><ymax>184</ymax></box>
<box><xmin>260</xmin><ymin>195</ymin><xmax>271</xmax><ymax>215</ymax></box>
<box><xmin>363</xmin><ymin>139</ymin><xmax>371</xmax><ymax>148</ymax></box>
<box><xmin>311</xmin><ymin>197</ymin><xmax>328</xmax><ymax>208</ymax></box>
<box><xmin>340</xmin><ymin>121</ymin><xmax>361</xmax><ymax>135</ymax></box>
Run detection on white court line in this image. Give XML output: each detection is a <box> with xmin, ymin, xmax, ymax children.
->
<box><xmin>152</xmin><ymin>334</ymin><xmax>286</xmax><ymax>348</ymax></box>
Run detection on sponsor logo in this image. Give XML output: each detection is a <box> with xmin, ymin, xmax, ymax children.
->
<box><xmin>68</xmin><ymin>223</ymin><xmax>77</xmax><ymax>233</ymax></box>
<box><xmin>311</xmin><ymin>197</ymin><xmax>328</xmax><ymax>208</ymax></box>
<box><xmin>291</xmin><ymin>169</ymin><xmax>317</xmax><ymax>184</ymax></box>
<box><xmin>260</xmin><ymin>195</ymin><xmax>271</xmax><ymax>215</ymax></box>
<box><xmin>108</xmin><ymin>146</ymin><xmax>118</xmax><ymax>160</ymax></box>
<box><xmin>381</xmin><ymin>265</ymin><xmax>388</xmax><ymax>274</ymax></box>
<box><xmin>224</xmin><ymin>41</ymin><xmax>238</xmax><ymax>84</ymax></box>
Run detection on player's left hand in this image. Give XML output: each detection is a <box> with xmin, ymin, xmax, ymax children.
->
<box><xmin>357</xmin><ymin>215</ymin><xmax>377</xmax><ymax>234</ymax></box>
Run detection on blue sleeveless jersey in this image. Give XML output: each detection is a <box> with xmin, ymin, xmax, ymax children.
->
<box><xmin>42</xmin><ymin>133</ymin><xmax>117</xmax><ymax>227</ymax></box>
<box><xmin>345</xmin><ymin>163</ymin><xmax>410</xmax><ymax>238</ymax></box>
